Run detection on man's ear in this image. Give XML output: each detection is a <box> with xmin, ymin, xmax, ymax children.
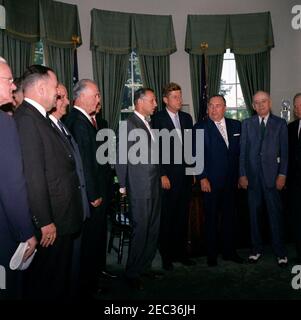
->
<box><xmin>163</xmin><ymin>96</ymin><xmax>168</xmax><ymax>105</ymax></box>
<box><xmin>36</xmin><ymin>80</ymin><xmax>44</xmax><ymax>97</ymax></box>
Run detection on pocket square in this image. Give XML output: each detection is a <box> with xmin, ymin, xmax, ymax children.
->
<box><xmin>233</xmin><ymin>133</ymin><xmax>240</xmax><ymax>136</ymax></box>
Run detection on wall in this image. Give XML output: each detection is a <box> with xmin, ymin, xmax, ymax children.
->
<box><xmin>61</xmin><ymin>0</ymin><xmax>301</xmax><ymax>120</ymax></box>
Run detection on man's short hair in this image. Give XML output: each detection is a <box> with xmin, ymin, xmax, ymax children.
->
<box><xmin>162</xmin><ymin>82</ymin><xmax>181</xmax><ymax>98</ymax></box>
<box><xmin>73</xmin><ymin>79</ymin><xmax>97</xmax><ymax>100</ymax></box>
<box><xmin>134</xmin><ymin>87</ymin><xmax>154</xmax><ymax>106</ymax></box>
<box><xmin>22</xmin><ymin>65</ymin><xmax>54</xmax><ymax>91</ymax></box>
<box><xmin>208</xmin><ymin>94</ymin><xmax>226</xmax><ymax>105</ymax></box>
<box><xmin>293</xmin><ymin>93</ymin><xmax>301</xmax><ymax>105</ymax></box>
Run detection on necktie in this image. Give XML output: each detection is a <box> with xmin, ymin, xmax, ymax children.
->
<box><xmin>57</xmin><ymin>120</ymin><xmax>73</xmax><ymax>147</ymax></box>
<box><xmin>91</xmin><ymin>116</ymin><xmax>98</xmax><ymax>130</ymax></box>
<box><xmin>216</xmin><ymin>121</ymin><xmax>229</xmax><ymax>147</ymax></box>
<box><xmin>174</xmin><ymin>113</ymin><xmax>182</xmax><ymax>142</ymax></box>
<box><xmin>144</xmin><ymin>117</ymin><xmax>154</xmax><ymax>140</ymax></box>
<box><xmin>260</xmin><ymin>117</ymin><xmax>266</xmax><ymax>139</ymax></box>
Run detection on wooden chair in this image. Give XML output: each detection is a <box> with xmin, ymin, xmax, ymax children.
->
<box><xmin>107</xmin><ymin>187</ymin><xmax>132</xmax><ymax>264</ymax></box>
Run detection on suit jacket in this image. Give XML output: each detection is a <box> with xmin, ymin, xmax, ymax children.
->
<box><xmin>115</xmin><ymin>113</ymin><xmax>161</xmax><ymax>199</ymax></box>
<box><xmin>240</xmin><ymin>113</ymin><xmax>288</xmax><ymax>188</ymax></box>
<box><xmin>14</xmin><ymin>101</ymin><xmax>83</xmax><ymax>236</ymax></box>
<box><xmin>152</xmin><ymin>109</ymin><xmax>193</xmax><ymax>184</ymax></box>
<box><xmin>288</xmin><ymin>119</ymin><xmax>301</xmax><ymax>186</ymax></box>
<box><xmin>51</xmin><ymin>118</ymin><xmax>91</xmax><ymax>220</ymax></box>
<box><xmin>194</xmin><ymin>117</ymin><xmax>241</xmax><ymax>190</ymax></box>
<box><xmin>0</xmin><ymin>111</ymin><xmax>34</xmax><ymax>266</ymax></box>
<box><xmin>65</xmin><ymin>107</ymin><xmax>106</xmax><ymax>202</ymax></box>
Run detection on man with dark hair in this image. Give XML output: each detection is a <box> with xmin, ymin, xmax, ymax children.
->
<box><xmin>152</xmin><ymin>82</ymin><xmax>194</xmax><ymax>270</ymax></box>
<box><xmin>0</xmin><ymin>57</ymin><xmax>37</xmax><ymax>300</ymax></box>
<box><xmin>194</xmin><ymin>94</ymin><xmax>243</xmax><ymax>267</ymax></box>
<box><xmin>115</xmin><ymin>87</ymin><xmax>161</xmax><ymax>290</ymax></box>
<box><xmin>288</xmin><ymin>93</ymin><xmax>301</xmax><ymax>263</ymax></box>
<box><xmin>14</xmin><ymin>65</ymin><xmax>83</xmax><ymax>299</ymax></box>
<box><xmin>239</xmin><ymin>91</ymin><xmax>288</xmax><ymax>267</ymax></box>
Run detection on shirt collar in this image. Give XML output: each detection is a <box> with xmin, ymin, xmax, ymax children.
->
<box><xmin>24</xmin><ymin>98</ymin><xmax>47</xmax><ymax>118</ymax></box>
<box><xmin>258</xmin><ymin>113</ymin><xmax>270</xmax><ymax>124</ymax></box>
<box><xmin>214</xmin><ymin>117</ymin><xmax>226</xmax><ymax>126</ymax></box>
<box><xmin>134</xmin><ymin>110</ymin><xmax>148</xmax><ymax>123</ymax></box>
<box><xmin>166</xmin><ymin>108</ymin><xmax>179</xmax><ymax>119</ymax></box>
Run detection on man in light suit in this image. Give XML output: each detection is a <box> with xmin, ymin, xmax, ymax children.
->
<box><xmin>288</xmin><ymin>93</ymin><xmax>301</xmax><ymax>263</ymax></box>
<box><xmin>194</xmin><ymin>95</ymin><xmax>243</xmax><ymax>267</ymax></box>
<box><xmin>65</xmin><ymin>79</ymin><xmax>109</xmax><ymax>298</ymax></box>
<box><xmin>152</xmin><ymin>82</ymin><xmax>194</xmax><ymax>270</ymax></box>
<box><xmin>239</xmin><ymin>91</ymin><xmax>288</xmax><ymax>267</ymax></box>
<box><xmin>14</xmin><ymin>65</ymin><xmax>83</xmax><ymax>299</ymax></box>
<box><xmin>0</xmin><ymin>57</ymin><xmax>37</xmax><ymax>300</ymax></box>
<box><xmin>115</xmin><ymin>88</ymin><xmax>161</xmax><ymax>290</ymax></box>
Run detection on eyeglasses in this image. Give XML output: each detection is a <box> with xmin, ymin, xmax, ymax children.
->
<box><xmin>0</xmin><ymin>76</ymin><xmax>14</xmax><ymax>84</ymax></box>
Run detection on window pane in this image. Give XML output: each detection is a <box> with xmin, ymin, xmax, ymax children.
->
<box><xmin>221</xmin><ymin>59</ymin><xmax>236</xmax><ymax>84</ymax></box>
<box><xmin>224</xmin><ymin>48</ymin><xmax>234</xmax><ymax>60</ymax></box>
<box><xmin>237</xmin><ymin>86</ymin><xmax>246</xmax><ymax>108</ymax></box>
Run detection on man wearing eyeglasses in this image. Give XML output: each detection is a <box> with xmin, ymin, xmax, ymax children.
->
<box><xmin>0</xmin><ymin>57</ymin><xmax>37</xmax><ymax>299</ymax></box>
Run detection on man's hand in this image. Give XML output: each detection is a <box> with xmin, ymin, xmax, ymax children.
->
<box><xmin>276</xmin><ymin>175</ymin><xmax>286</xmax><ymax>190</ymax></box>
<box><xmin>200</xmin><ymin>178</ymin><xmax>211</xmax><ymax>192</ymax></box>
<box><xmin>40</xmin><ymin>223</ymin><xmax>57</xmax><ymax>247</ymax></box>
<box><xmin>161</xmin><ymin>176</ymin><xmax>171</xmax><ymax>190</ymax></box>
<box><xmin>23</xmin><ymin>236</ymin><xmax>38</xmax><ymax>261</ymax></box>
<box><xmin>239</xmin><ymin>176</ymin><xmax>249</xmax><ymax>189</ymax></box>
<box><xmin>90</xmin><ymin>197</ymin><xmax>103</xmax><ymax>207</ymax></box>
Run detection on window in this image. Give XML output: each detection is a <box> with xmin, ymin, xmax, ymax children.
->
<box><xmin>219</xmin><ymin>49</ymin><xmax>250</xmax><ymax>121</ymax></box>
<box><xmin>120</xmin><ymin>51</ymin><xmax>143</xmax><ymax>121</ymax></box>
<box><xmin>33</xmin><ymin>41</ymin><xmax>45</xmax><ymax>65</ymax></box>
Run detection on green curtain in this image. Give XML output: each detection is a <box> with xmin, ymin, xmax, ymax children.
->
<box><xmin>133</xmin><ymin>14</ymin><xmax>176</xmax><ymax>110</ymax></box>
<box><xmin>207</xmin><ymin>55</ymin><xmax>224</xmax><ymax>99</ymax></box>
<box><xmin>92</xmin><ymin>50</ymin><xmax>128</xmax><ymax>132</ymax></box>
<box><xmin>46</xmin><ymin>45</ymin><xmax>73</xmax><ymax>96</ymax></box>
<box><xmin>189</xmin><ymin>54</ymin><xmax>201</xmax><ymax>121</ymax></box>
<box><xmin>91</xmin><ymin>9</ymin><xmax>176</xmax><ymax>126</ymax></box>
<box><xmin>185</xmin><ymin>12</ymin><xmax>274</xmax><ymax>119</ymax></box>
<box><xmin>0</xmin><ymin>29</ymin><xmax>33</xmax><ymax>77</ymax></box>
<box><xmin>90</xmin><ymin>9</ymin><xmax>132</xmax><ymax>131</ymax></box>
<box><xmin>39</xmin><ymin>0</ymin><xmax>81</xmax><ymax>97</ymax></box>
<box><xmin>0</xmin><ymin>0</ymin><xmax>39</xmax><ymax>76</ymax></box>
<box><xmin>139</xmin><ymin>55</ymin><xmax>170</xmax><ymax>111</ymax></box>
<box><xmin>189</xmin><ymin>54</ymin><xmax>223</xmax><ymax>120</ymax></box>
<box><xmin>235</xmin><ymin>51</ymin><xmax>271</xmax><ymax>113</ymax></box>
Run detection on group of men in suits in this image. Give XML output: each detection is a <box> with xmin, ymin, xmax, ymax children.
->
<box><xmin>197</xmin><ymin>91</ymin><xmax>289</xmax><ymax>267</ymax></box>
<box><xmin>0</xmin><ymin>60</ymin><xmax>113</xmax><ymax>300</ymax></box>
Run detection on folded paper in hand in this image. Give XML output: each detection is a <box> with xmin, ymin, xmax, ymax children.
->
<box><xmin>9</xmin><ymin>242</ymin><xmax>37</xmax><ymax>270</ymax></box>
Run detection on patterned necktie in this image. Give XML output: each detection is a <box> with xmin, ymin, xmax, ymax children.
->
<box><xmin>216</xmin><ymin>121</ymin><xmax>229</xmax><ymax>147</ymax></box>
<box><xmin>91</xmin><ymin>116</ymin><xmax>98</xmax><ymax>130</ymax></box>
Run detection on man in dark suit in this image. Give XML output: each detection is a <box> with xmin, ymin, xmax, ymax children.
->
<box><xmin>0</xmin><ymin>57</ymin><xmax>37</xmax><ymax>300</ymax></box>
<box><xmin>288</xmin><ymin>93</ymin><xmax>301</xmax><ymax>263</ymax></box>
<box><xmin>115</xmin><ymin>88</ymin><xmax>161</xmax><ymax>290</ymax></box>
<box><xmin>239</xmin><ymin>91</ymin><xmax>288</xmax><ymax>267</ymax></box>
<box><xmin>65</xmin><ymin>79</ymin><xmax>109</xmax><ymax>298</ymax></box>
<box><xmin>49</xmin><ymin>83</ymin><xmax>90</xmax><ymax>297</ymax></box>
<box><xmin>14</xmin><ymin>65</ymin><xmax>83</xmax><ymax>299</ymax></box>
<box><xmin>152</xmin><ymin>82</ymin><xmax>194</xmax><ymax>270</ymax></box>
<box><xmin>194</xmin><ymin>95</ymin><xmax>243</xmax><ymax>267</ymax></box>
